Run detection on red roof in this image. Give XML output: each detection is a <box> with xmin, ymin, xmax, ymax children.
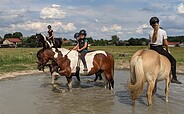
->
<box><xmin>6</xmin><ymin>38</ymin><xmax>22</xmax><ymax>42</ymax></box>
<box><xmin>168</xmin><ymin>42</ymin><xmax>180</xmax><ymax>45</ymax></box>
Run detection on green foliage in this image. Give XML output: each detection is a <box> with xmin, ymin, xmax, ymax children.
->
<box><xmin>111</xmin><ymin>35</ymin><xmax>119</xmax><ymax>45</ymax></box>
<box><xmin>168</xmin><ymin>36</ymin><xmax>184</xmax><ymax>42</ymax></box>
<box><xmin>13</xmin><ymin>32</ymin><xmax>23</xmax><ymax>38</ymax></box>
<box><xmin>128</xmin><ymin>38</ymin><xmax>149</xmax><ymax>46</ymax></box>
<box><xmin>4</xmin><ymin>33</ymin><xmax>13</xmax><ymax>39</ymax></box>
<box><xmin>21</xmin><ymin>35</ymin><xmax>42</xmax><ymax>47</ymax></box>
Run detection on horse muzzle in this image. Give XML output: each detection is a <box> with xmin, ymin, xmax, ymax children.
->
<box><xmin>37</xmin><ymin>62</ymin><xmax>45</xmax><ymax>71</ymax></box>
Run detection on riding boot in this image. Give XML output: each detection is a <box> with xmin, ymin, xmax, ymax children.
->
<box><xmin>171</xmin><ymin>66</ymin><xmax>182</xmax><ymax>84</ymax></box>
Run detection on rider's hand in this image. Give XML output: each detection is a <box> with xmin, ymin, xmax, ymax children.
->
<box><xmin>77</xmin><ymin>48</ymin><xmax>81</xmax><ymax>52</ymax></box>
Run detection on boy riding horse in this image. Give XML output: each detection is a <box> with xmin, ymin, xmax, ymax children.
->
<box><xmin>73</xmin><ymin>30</ymin><xmax>88</xmax><ymax>72</ymax></box>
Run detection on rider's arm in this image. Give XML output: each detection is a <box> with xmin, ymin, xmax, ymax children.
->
<box><xmin>73</xmin><ymin>44</ymin><xmax>79</xmax><ymax>50</ymax></box>
<box><xmin>78</xmin><ymin>42</ymin><xmax>88</xmax><ymax>51</ymax></box>
<box><xmin>163</xmin><ymin>31</ymin><xmax>169</xmax><ymax>52</ymax></box>
<box><xmin>163</xmin><ymin>39</ymin><xmax>169</xmax><ymax>52</ymax></box>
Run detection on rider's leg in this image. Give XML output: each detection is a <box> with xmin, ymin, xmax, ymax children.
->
<box><xmin>80</xmin><ymin>52</ymin><xmax>88</xmax><ymax>71</ymax></box>
<box><xmin>151</xmin><ymin>46</ymin><xmax>181</xmax><ymax>84</ymax></box>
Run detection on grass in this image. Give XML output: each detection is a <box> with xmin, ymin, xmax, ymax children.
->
<box><xmin>0</xmin><ymin>46</ymin><xmax>184</xmax><ymax>73</ymax></box>
<box><xmin>0</xmin><ymin>48</ymin><xmax>39</xmax><ymax>72</ymax></box>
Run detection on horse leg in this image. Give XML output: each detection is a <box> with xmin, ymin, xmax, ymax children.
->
<box><xmin>75</xmin><ymin>66</ymin><xmax>80</xmax><ymax>82</ymax></box>
<box><xmin>165</xmin><ymin>74</ymin><xmax>171</xmax><ymax>102</ymax></box>
<box><xmin>147</xmin><ymin>80</ymin><xmax>155</xmax><ymax>106</ymax></box>
<box><xmin>152</xmin><ymin>80</ymin><xmax>157</xmax><ymax>96</ymax></box>
<box><xmin>103</xmin><ymin>71</ymin><xmax>114</xmax><ymax>90</ymax></box>
<box><xmin>51</xmin><ymin>72</ymin><xmax>59</xmax><ymax>84</ymax></box>
<box><xmin>101</xmin><ymin>72</ymin><xmax>108</xmax><ymax>89</ymax></box>
<box><xmin>66</xmin><ymin>76</ymin><xmax>73</xmax><ymax>91</ymax></box>
<box><xmin>94</xmin><ymin>71</ymin><xmax>102</xmax><ymax>82</ymax></box>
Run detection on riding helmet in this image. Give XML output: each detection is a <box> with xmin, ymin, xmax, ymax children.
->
<box><xmin>47</xmin><ymin>25</ymin><xmax>51</xmax><ymax>29</ymax></box>
<box><xmin>74</xmin><ymin>33</ymin><xmax>80</xmax><ymax>38</ymax></box>
<box><xmin>149</xmin><ymin>17</ymin><xmax>159</xmax><ymax>25</ymax></box>
<box><xmin>79</xmin><ymin>29</ymin><xmax>87</xmax><ymax>36</ymax></box>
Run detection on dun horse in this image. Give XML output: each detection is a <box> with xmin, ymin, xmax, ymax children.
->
<box><xmin>37</xmin><ymin>48</ymin><xmax>114</xmax><ymax>90</ymax></box>
<box><xmin>128</xmin><ymin>49</ymin><xmax>171</xmax><ymax>106</ymax></box>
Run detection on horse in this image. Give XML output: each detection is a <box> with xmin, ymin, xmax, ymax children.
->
<box><xmin>128</xmin><ymin>49</ymin><xmax>171</xmax><ymax>106</ymax></box>
<box><xmin>37</xmin><ymin>48</ymin><xmax>114</xmax><ymax>90</ymax></box>
<box><xmin>35</xmin><ymin>33</ymin><xmax>62</xmax><ymax>49</ymax></box>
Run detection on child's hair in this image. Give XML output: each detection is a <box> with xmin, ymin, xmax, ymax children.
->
<box><xmin>152</xmin><ymin>25</ymin><xmax>159</xmax><ymax>43</ymax></box>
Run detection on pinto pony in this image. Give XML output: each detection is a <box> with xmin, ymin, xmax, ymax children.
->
<box><xmin>37</xmin><ymin>48</ymin><xmax>114</xmax><ymax>90</ymax></box>
<box><xmin>128</xmin><ymin>49</ymin><xmax>171</xmax><ymax>106</ymax></box>
<box><xmin>35</xmin><ymin>33</ymin><xmax>62</xmax><ymax>49</ymax></box>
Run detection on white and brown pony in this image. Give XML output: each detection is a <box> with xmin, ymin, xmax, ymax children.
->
<box><xmin>35</xmin><ymin>33</ymin><xmax>62</xmax><ymax>49</ymax></box>
<box><xmin>37</xmin><ymin>48</ymin><xmax>114</xmax><ymax>90</ymax></box>
<box><xmin>128</xmin><ymin>49</ymin><xmax>171</xmax><ymax>106</ymax></box>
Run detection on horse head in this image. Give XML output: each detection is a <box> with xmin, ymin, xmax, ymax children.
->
<box><xmin>35</xmin><ymin>33</ymin><xmax>45</xmax><ymax>43</ymax></box>
<box><xmin>36</xmin><ymin>48</ymin><xmax>49</xmax><ymax>71</ymax></box>
<box><xmin>36</xmin><ymin>33</ymin><xmax>52</xmax><ymax>49</ymax></box>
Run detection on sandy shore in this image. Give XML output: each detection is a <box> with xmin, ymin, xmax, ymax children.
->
<box><xmin>0</xmin><ymin>62</ymin><xmax>184</xmax><ymax>80</ymax></box>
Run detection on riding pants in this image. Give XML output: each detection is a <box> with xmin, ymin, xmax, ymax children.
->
<box><xmin>79</xmin><ymin>51</ymin><xmax>88</xmax><ymax>70</ymax></box>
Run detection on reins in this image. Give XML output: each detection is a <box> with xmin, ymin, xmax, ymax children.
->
<box><xmin>65</xmin><ymin>50</ymin><xmax>72</xmax><ymax>56</ymax></box>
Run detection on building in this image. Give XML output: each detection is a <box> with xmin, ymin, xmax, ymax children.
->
<box><xmin>179</xmin><ymin>42</ymin><xmax>184</xmax><ymax>47</ymax></box>
<box><xmin>168</xmin><ymin>42</ymin><xmax>181</xmax><ymax>47</ymax></box>
<box><xmin>2</xmin><ymin>38</ymin><xmax>22</xmax><ymax>47</ymax></box>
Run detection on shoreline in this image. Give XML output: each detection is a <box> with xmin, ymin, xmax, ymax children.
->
<box><xmin>0</xmin><ymin>63</ymin><xmax>184</xmax><ymax>80</ymax></box>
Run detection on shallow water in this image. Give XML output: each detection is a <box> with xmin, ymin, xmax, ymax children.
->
<box><xmin>0</xmin><ymin>70</ymin><xmax>184</xmax><ymax>114</ymax></box>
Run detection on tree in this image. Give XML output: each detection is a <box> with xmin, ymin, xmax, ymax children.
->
<box><xmin>13</xmin><ymin>32</ymin><xmax>23</xmax><ymax>38</ymax></box>
<box><xmin>87</xmin><ymin>37</ymin><xmax>94</xmax><ymax>44</ymax></box>
<box><xmin>128</xmin><ymin>38</ymin><xmax>137</xmax><ymax>46</ymax></box>
<box><xmin>111</xmin><ymin>35</ymin><xmax>119</xmax><ymax>45</ymax></box>
<box><xmin>23</xmin><ymin>35</ymin><xmax>41</xmax><ymax>47</ymax></box>
<box><xmin>4</xmin><ymin>33</ymin><xmax>13</xmax><ymax>39</ymax></box>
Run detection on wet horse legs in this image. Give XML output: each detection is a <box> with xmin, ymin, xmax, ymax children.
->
<box><xmin>66</xmin><ymin>76</ymin><xmax>72</xmax><ymax>91</ymax></box>
<box><xmin>147</xmin><ymin>80</ymin><xmax>156</xmax><ymax>106</ymax></box>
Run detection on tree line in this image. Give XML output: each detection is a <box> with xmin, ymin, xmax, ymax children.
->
<box><xmin>0</xmin><ymin>32</ymin><xmax>184</xmax><ymax>47</ymax></box>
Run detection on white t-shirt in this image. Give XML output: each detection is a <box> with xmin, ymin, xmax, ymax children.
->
<box><xmin>149</xmin><ymin>28</ymin><xmax>167</xmax><ymax>45</ymax></box>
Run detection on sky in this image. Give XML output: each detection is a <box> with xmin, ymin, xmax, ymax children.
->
<box><xmin>1</xmin><ymin>0</ymin><xmax>184</xmax><ymax>40</ymax></box>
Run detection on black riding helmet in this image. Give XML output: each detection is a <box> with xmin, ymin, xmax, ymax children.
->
<box><xmin>79</xmin><ymin>29</ymin><xmax>87</xmax><ymax>36</ymax></box>
<box><xmin>149</xmin><ymin>17</ymin><xmax>159</xmax><ymax>25</ymax></box>
<box><xmin>47</xmin><ymin>25</ymin><xmax>51</xmax><ymax>29</ymax></box>
<box><xmin>74</xmin><ymin>33</ymin><xmax>80</xmax><ymax>38</ymax></box>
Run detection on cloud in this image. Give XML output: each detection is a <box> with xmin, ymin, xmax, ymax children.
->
<box><xmin>177</xmin><ymin>3</ymin><xmax>184</xmax><ymax>14</ymax></box>
<box><xmin>135</xmin><ymin>24</ymin><xmax>150</xmax><ymax>34</ymax></box>
<box><xmin>0</xmin><ymin>8</ymin><xmax>30</xmax><ymax>20</ymax></box>
<box><xmin>101</xmin><ymin>24</ymin><xmax>122</xmax><ymax>32</ymax></box>
<box><xmin>0</xmin><ymin>21</ymin><xmax>76</xmax><ymax>37</ymax></box>
<box><xmin>40</xmin><ymin>4</ymin><xmax>66</xmax><ymax>19</ymax></box>
<box><xmin>150</xmin><ymin>3</ymin><xmax>169</xmax><ymax>10</ymax></box>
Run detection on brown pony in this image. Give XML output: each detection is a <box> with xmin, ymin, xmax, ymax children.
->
<box><xmin>128</xmin><ymin>49</ymin><xmax>171</xmax><ymax>106</ymax></box>
<box><xmin>37</xmin><ymin>48</ymin><xmax>114</xmax><ymax>90</ymax></box>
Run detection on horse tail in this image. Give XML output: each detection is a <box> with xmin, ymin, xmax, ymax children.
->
<box><xmin>128</xmin><ymin>56</ymin><xmax>145</xmax><ymax>100</ymax></box>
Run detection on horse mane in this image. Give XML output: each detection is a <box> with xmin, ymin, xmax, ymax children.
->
<box><xmin>40</xmin><ymin>33</ymin><xmax>47</xmax><ymax>41</ymax></box>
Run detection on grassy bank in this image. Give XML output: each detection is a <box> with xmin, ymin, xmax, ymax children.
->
<box><xmin>0</xmin><ymin>46</ymin><xmax>184</xmax><ymax>73</ymax></box>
